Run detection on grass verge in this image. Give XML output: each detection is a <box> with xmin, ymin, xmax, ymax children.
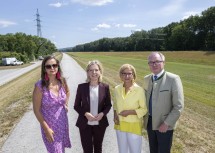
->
<box><xmin>0</xmin><ymin>66</ymin><xmax>41</xmax><ymax>148</ymax></box>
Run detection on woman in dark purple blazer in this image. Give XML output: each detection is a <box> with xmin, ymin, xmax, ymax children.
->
<box><xmin>74</xmin><ymin>60</ymin><xmax>112</xmax><ymax>153</ymax></box>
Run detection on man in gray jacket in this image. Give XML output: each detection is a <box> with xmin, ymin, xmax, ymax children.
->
<box><xmin>143</xmin><ymin>52</ymin><xmax>184</xmax><ymax>153</ymax></box>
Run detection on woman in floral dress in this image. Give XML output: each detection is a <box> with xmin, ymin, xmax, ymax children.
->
<box><xmin>33</xmin><ymin>55</ymin><xmax>71</xmax><ymax>153</ymax></box>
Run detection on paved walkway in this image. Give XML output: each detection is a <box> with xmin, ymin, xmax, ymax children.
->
<box><xmin>0</xmin><ymin>53</ymin><xmax>149</xmax><ymax>153</ymax></box>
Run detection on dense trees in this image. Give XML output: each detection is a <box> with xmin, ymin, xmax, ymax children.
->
<box><xmin>67</xmin><ymin>6</ymin><xmax>215</xmax><ymax>52</ymax></box>
<box><xmin>0</xmin><ymin>33</ymin><xmax>57</xmax><ymax>63</ymax></box>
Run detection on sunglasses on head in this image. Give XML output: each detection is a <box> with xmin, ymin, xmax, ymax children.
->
<box><xmin>45</xmin><ymin>64</ymin><xmax>58</xmax><ymax>69</ymax></box>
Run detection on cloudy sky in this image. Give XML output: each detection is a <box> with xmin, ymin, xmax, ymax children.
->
<box><xmin>0</xmin><ymin>0</ymin><xmax>214</xmax><ymax>49</ymax></box>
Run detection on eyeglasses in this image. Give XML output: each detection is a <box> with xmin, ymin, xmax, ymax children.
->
<box><xmin>148</xmin><ymin>61</ymin><xmax>163</xmax><ymax>66</ymax></box>
<box><xmin>45</xmin><ymin>64</ymin><xmax>58</xmax><ymax>69</ymax></box>
<box><xmin>121</xmin><ymin>72</ymin><xmax>133</xmax><ymax>77</ymax></box>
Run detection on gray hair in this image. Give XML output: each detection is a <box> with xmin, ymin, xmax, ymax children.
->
<box><xmin>148</xmin><ymin>51</ymin><xmax>165</xmax><ymax>61</ymax></box>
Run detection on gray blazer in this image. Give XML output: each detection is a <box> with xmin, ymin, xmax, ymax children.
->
<box><xmin>143</xmin><ymin>71</ymin><xmax>184</xmax><ymax>130</ymax></box>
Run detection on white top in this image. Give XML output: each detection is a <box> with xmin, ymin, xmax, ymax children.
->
<box><xmin>88</xmin><ymin>85</ymin><xmax>99</xmax><ymax>125</ymax></box>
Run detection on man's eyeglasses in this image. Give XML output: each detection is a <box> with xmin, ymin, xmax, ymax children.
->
<box><xmin>45</xmin><ymin>64</ymin><xmax>58</xmax><ymax>69</ymax></box>
<box><xmin>148</xmin><ymin>61</ymin><xmax>163</xmax><ymax>66</ymax></box>
<box><xmin>121</xmin><ymin>72</ymin><xmax>133</xmax><ymax>77</ymax></box>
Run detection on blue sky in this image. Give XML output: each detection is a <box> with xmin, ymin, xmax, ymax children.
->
<box><xmin>0</xmin><ymin>0</ymin><xmax>214</xmax><ymax>49</ymax></box>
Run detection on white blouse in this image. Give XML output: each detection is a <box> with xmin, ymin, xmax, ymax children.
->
<box><xmin>88</xmin><ymin>85</ymin><xmax>99</xmax><ymax>125</ymax></box>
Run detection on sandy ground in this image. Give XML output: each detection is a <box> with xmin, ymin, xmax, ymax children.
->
<box><xmin>0</xmin><ymin>53</ymin><xmax>149</xmax><ymax>153</ymax></box>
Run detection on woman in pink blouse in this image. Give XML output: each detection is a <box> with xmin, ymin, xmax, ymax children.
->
<box><xmin>33</xmin><ymin>55</ymin><xmax>71</xmax><ymax>153</ymax></box>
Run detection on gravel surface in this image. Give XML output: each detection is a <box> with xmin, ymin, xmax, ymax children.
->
<box><xmin>0</xmin><ymin>53</ymin><xmax>149</xmax><ymax>153</ymax></box>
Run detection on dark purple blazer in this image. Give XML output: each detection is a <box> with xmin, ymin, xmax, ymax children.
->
<box><xmin>74</xmin><ymin>82</ymin><xmax>112</xmax><ymax>129</ymax></box>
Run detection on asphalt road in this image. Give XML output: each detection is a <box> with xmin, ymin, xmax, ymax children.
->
<box><xmin>0</xmin><ymin>53</ymin><xmax>149</xmax><ymax>153</ymax></box>
<box><xmin>0</xmin><ymin>61</ymin><xmax>42</xmax><ymax>86</ymax></box>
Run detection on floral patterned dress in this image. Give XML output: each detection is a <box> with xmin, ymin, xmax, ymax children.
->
<box><xmin>36</xmin><ymin>80</ymin><xmax>71</xmax><ymax>153</ymax></box>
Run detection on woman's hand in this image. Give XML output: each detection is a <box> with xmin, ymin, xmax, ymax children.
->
<box><xmin>64</xmin><ymin>104</ymin><xmax>69</xmax><ymax>112</ymax></box>
<box><xmin>119</xmin><ymin>110</ymin><xmax>136</xmax><ymax>117</ymax></box>
<box><xmin>114</xmin><ymin>114</ymin><xmax>120</xmax><ymax>125</ymax></box>
<box><xmin>44</xmin><ymin>128</ymin><xmax>55</xmax><ymax>143</ymax></box>
<box><xmin>85</xmin><ymin>112</ymin><xmax>96</xmax><ymax>121</ymax></box>
<box><xmin>95</xmin><ymin>112</ymin><xmax>104</xmax><ymax>121</ymax></box>
<box><xmin>118</xmin><ymin>110</ymin><xmax>130</xmax><ymax>117</ymax></box>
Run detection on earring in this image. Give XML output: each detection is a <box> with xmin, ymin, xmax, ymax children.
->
<box><xmin>56</xmin><ymin>72</ymin><xmax>61</xmax><ymax>79</ymax></box>
<box><xmin>45</xmin><ymin>73</ymin><xmax>49</xmax><ymax>81</ymax></box>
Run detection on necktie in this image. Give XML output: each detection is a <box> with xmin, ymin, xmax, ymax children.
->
<box><xmin>154</xmin><ymin>75</ymin><xmax>157</xmax><ymax>81</ymax></box>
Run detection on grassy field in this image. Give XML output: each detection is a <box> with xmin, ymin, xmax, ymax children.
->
<box><xmin>67</xmin><ymin>51</ymin><xmax>215</xmax><ymax>153</ymax></box>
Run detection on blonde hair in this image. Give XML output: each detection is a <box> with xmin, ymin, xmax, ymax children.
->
<box><xmin>86</xmin><ymin>60</ymin><xmax>103</xmax><ymax>82</ymax></box>
<box><xmin>119</xmin><ymin>64</ymin><xmax>136</xmax><ymax>80</ymax></box>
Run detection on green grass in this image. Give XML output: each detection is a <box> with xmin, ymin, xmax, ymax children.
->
<box><xmin>68</xmin><ymin>51</ymin><xmax>215</xmax><ymax>107</ymax></box>
<box><xmin>67</xmin><ymin>51</ymin><xmax>215</xmax><ymax>153</ymax></box>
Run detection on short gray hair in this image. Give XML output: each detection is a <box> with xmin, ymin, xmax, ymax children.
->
<box><xmin>148</xmin><ymin>51</ymin><xmax>165</xmax><ymax>61</ymax></box>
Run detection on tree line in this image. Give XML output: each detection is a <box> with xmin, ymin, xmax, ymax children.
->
<box><xmin>65</xmin><ymin>6</ymin><xmax>215</xmax><ymax>52</ymax></box>
<box><xmin>0</xmin><ymin>33</ymin><xmax>57</xmax><ymax>63</ymax></box>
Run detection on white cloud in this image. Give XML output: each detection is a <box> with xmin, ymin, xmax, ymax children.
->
<box><xmin>114</xmin><ymin>23</ymin><xmax>120</xmax><ymax>28</ymax></box>
<box><xmin>97</xmin><ymin>23</ymin><xmax>111</xmax><ymax>28</ymax></box>
<box><xmin>134</xmin><ymin>28</ymin><xmax>142</xmax><ymax>31</ymax></box>
<box><xmin>71</xmin><ymin>0</ymin><xmax>113</xmax><ymax>6</ymax></box>
<box><xmin>91</xmin><ymin>23</ymin><xmax>111</xmax><ymax>31</ymax></box>
<box><xmin>49</xmin><ymin>2</ymin><xmax>67</xmax><ymax>8</ymax></box>
<box><xmin>0</xmin><ymin>20</ymin><xmax>16</xmax><ymax>28</ymax></box>
<box><xmin>123</xmin><ymin>24</ymin><xmax>136</xmax><ymax>28</ymax></box>
<box><xmin>182</xmin><ymin>11</ymin><xmax>200</xmax><ymax>20</ymax></box>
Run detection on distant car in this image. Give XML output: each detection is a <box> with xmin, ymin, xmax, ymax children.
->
<box><xmin>38</xmin><ymin>56</ymin><xmax>44</xmax><ymax>60</ymax></box>
<box><xmin>2</xmin><ymin>57</ymin><xmax>23</xmax><ymax>66</ymax></box>
<box><xmin>12</xmin><ymin>60</ymin><xmax>24</xmax><ymax>66</ymax></box>
<box><xmin>2</xmin><ymin>57</ymin><xmax>16</xmax><ymax>66</ymax></box>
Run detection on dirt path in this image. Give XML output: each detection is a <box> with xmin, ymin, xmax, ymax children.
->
<box><xmin>0</xmin><ymin>53</ymin><xmax>149</xmax><ymax>153</ymax></box>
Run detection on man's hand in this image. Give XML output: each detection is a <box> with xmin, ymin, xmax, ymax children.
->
<box><xmin>159</xmin><ymin>122</ymin><xmax>169</xmax><ymax>133</ymax></box>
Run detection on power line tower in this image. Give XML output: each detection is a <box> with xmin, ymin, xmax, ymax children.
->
<box><xmin>36</xmin><ymin>9</ymin><xmax>42</xmax><ymax>37</ymax></box>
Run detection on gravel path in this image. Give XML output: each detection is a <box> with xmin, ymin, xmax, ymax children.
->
<box><xmin>0</xmin><ymin>53</ymin><xmax>149</xmax><ymax>153</ymax></box>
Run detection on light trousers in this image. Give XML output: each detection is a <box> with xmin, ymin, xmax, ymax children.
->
<box><xmin>116</xmin><ymin>130</ymin><xmax>142</xmax><ymax>153</ymax></box>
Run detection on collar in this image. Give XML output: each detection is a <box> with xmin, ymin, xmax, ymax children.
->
<box><xmin>151</xmin><ymin>70</ymin><xmax>165</xmax><ymax>81</ymax></box>
<box><xmin>120</xmin><ymin>82</ymin><xmax>138</xmax><ymax>90</ymax></box>
<box><xmin>153</xmin><ymin>69</ymin><xmax>164</xmax><ymax>78</ymax></box>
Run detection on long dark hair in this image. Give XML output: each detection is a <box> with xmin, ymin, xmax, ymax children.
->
<box><xmin>41</xmin><ymin>56</ymin><xmax>66</xmax><ymax>89</ymax></box>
